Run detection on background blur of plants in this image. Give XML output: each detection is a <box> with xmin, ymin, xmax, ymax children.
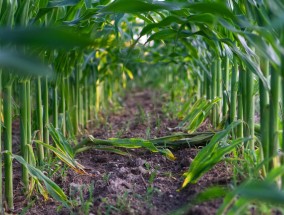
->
<box><xmin>0</xmin><ymin>0</ymin><xmax>284</xmax><ymax>214</ymax></box>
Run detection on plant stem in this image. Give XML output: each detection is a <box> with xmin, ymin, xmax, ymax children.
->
<box><xmin>0</xmin><ymin>71</ymin><xmax>3</xmax><ymax>214</ymax></box>
<box><xmin>3</xmin><ymin>78</ymin><xmax>14</xmax><ymax>210</ymax></box>
<box><xmin>61</xmin><ymin>76</ymin><xmax>66</xmax><ymax>136</ymax></box>
<box><xmin>222</xmin><ymin>57</ymin><xmax>230</xmax><ymax>122</ymax></box>
<box><xmin>259</xmin><ymin>59</ymin><xmax>269</xmax><ymax>172</ymax></box>
<box><xmin>245</xmin><ymin>68</ymin><xmax>255</xmax><ymax>151</ymax></box>
<box><xmin>269</xmin><ymin>66</ymin><xmax>280</xmax><ymax>169</ymax></box>
<box><xmin>53</xmin><ymin>83</ymin><xmax>58</xmax><ymax>129</ymax></box>
<box><xmin>212</xmin><ymin>60</ymin><xmax>218</xmax><ymax>127</ymax></box>
<box><xmin>20</xmin><ymin>81</ymin><xmax>29</xmax><ymax>189</ymax></box>
<box><xmin>43</xmin><ymin>77</ymin><xmax>49</xmax><ymax>156</ymax></box>
<box><xmin>230</xmin><ymin>56</ymin><xmax>238</xmax><ymax>126</ymax></box>
<box><xmin>36</xmin><ymin>77</ymin><xmax>44</xmax><ymax>164</ymax></box>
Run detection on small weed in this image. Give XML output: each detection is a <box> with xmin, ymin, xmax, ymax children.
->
<box><xmin>116</xmin><ymin>128</ymin><xmax>124</xmax><ymax>138</ymax></box>
<box><xmin>146</xmin><ymin>170</ymin><xmax>157</xmax><ymax>201</ymax></box>
<box><xmin>155</xmin><ymin>114</ymin><xmax>161</xmax><ymax>129</ymax></box>
<box><xmin>20</xmin><ymin>199</ymin><xmax>36</xmax><ymax>215</ymax></box>
<box><xmin>68</xmin><ymin>182</ymin><xmax>95</xmax><ymax>215</ymax></box>
<box><xmin>144</xmin><ymin>162</ymin><xmax>151</xmax><ymax>171</ymax></box>
<box><xmin>137</xmin><ymin>104</ymin><xmax>146</xmax><ymax>123</ymax></box>
<box><xmin>99</xmin><ymin>192</ymin><xmax>133</xmax><ymax>215</ymax></box>
<box><xmin>102</xmin><ymin>173</ymin><xmax>111</xmax><ymax>184</ymax></box>
<box><xmin>145</xmin><ymin>126</ymin><xmax>151</xmax><ymax>139</ymax></box>
<box><xmin>162</xmin><ymin>171</ymin><xmax>175</xmax><ymax>179</ymax></box>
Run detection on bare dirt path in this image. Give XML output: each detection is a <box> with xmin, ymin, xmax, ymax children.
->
<box><xmin>13</xmin><ymin>90</ymin><xmax>231</xmax><ymax>215</ymax></box>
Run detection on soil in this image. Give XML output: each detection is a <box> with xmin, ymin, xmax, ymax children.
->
<box><xmin>10</xmin><ymin>90</ymin><xmax>231</xmax><ymax>215</ymax></box>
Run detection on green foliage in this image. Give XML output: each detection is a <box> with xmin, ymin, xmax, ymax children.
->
<box><xmin>178</xmin><ymin>97</ymin><xmax>221</xmax><ymax>133</ymax></box>
<box><xmin>35</xmin><ymin>125</ymin><xmax>87</xmax><ymax>174</ymax></box>
<box><xmin>0</xmin><ymin>0</ymin><xmax>283</xmax><ymax>213</ymax></box>
<box><xmin>9</xmin><ymin>153</ymin><xmax>69</xmax><ymax>207</ymax></box>
<box><xmin>218</xmin><ymin>180</ymin><xmax>284</xmax><ymax>215</ymax></box>
<box><xmin>100</xmin><ymin>0</ymin><xmax>181</xmax><ymax>14</ymax></box>
<box><xmin>0</xmin><ymin>50</ymin><xmax>53</xmax><ymax>77</ymax></box>
<box><xmin>181</xmin><ymin>121</ymin><xmax>248</xmax><ymax>188</ymax></box>
<box><xmin>75</xmin><ymin>136</ymin><xmax>177</xmax><ymax>161</ymax></box>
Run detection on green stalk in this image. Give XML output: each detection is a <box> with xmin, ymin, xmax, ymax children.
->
<box><xmin>61</xmin><ymin>76</ymin><xmax>66</xmax><ymax>136</ymax></box>
<box><xmin>36</xmin><ymin>77</ymin><xmax>44</xmax><ymax>164</ymax></box>
<box><xmin>281</xmin><ymin>33</ymin><xmax>284</xmax><ymax>186</ymax></box>
<box><xmin>230</xmin><ymin>56</ymin><xmax>238</xmax><ymax>126</ymax></box>
<box><xmin>0</xmin><ymin>71</ymin><xmax>3</xmax><ymax>214</ymax></box>
<box><xmin>259</xmin><ymin>60</ymin><xmax>269</xmax><ymax>172</ymax></box>
<box><xmin>216</xmin><ymin>58</ymin><xmax>222</xmax><ymax>123</ymax></box>
<box><xmin>245</xmin><ymin>69</ymin><xmax>255</xmax><ymax>151</ymax></box>
<box><xmin>269</xmin><ymin>66</ymin><xmax>280</xmax><ymax>169</ymax></box>
<box><xmin>241</xmin><ymin>66</ymin><xmax>247</xmax><ymax>138</ymax></box>
<box><xmin>80</xmin><ymin>85</ymin><xmax>84</xmax><ymax>128</ymax></box>
<box><xmin>53</xmin><ymin>83</ymin><xmax>58</xmax><ymax>129</ymax></box>
<box><xmin>43</xmin><ymin>77</ymin><xmax>49</xmax><ymax>156</ymax></box>
<box><xmin>196</xmin><ymin>75</ymin><xmax>201</xmax><ymax>100</ymax></box>
<box><xmin>211</xmin><ymin>60</ymin><xmax>217</xmax><ymax>128</ymax></box>
<box><xmin>26</xmin><ymin>80</ymin><xmax>31</xmax><ymax>152</ymax></box>
<box><xmin>84</xmin><ymin>78</ymin><xmax>88</xmax><ymax>128</ymax></box>
<box><xmin>205</xmin><ymin>72</ymin><xmax>211</xmax><ymax>101</ymax></box>
<box><xmin>222</xmin><ymin>57</ymin><xmax>229</xmax><ymax>118</ymax></box>
<box><xmin>65</xmin><ymin>77</ymin><xmax>73</xmax><ymax>136</ymax></box>
<box><xmin>75</xmin><ymin>69</ymin><xmax>80</xmax><ymax>134</ymax></box>
<box><xmin>204</xmin><ymin>71</ymin><xmax>208</xmax><ymax>99</ymax></box>
<box><xmin>201</xmin><ymin>69</ymin><xmax>205</xmax><ymax>97</ymax></box>
<box><xmin>89</xmin><ymin>81</ymin><xmax>94</xmax><ymax>122</ymax></box>
<box><xmin>237</xmin><ymin>70</ymin><xmax>243</xmax><ymax>139</ymax></box>
<box><xmin>20</xmin><ymin>81</ymin><xmax>29</xmax><ymax>189</ymax></box>
<box><xmin>3</xmin><ymin>78</ymin><xmax>14</xmax><ymax>210</ymax></box>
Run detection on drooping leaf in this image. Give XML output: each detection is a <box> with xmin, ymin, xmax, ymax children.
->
<box><xmin>0</xmin><ymin>49</ymin><xmax>53</xmax><ymax>77</ymax></box>
<box><xmin>0</xmin><ymin>27</ymin><xmax>93</xmax><ymax>49</ymax></box>
<box><xmin>218</xmin><ymin>180</ymin><xmax>284</xmax><ymax>215</ymax></box>
<box><xmin>35</xmin><ymin>140</ymin><xmax>87</xmax><ymax>175</ymax></box>
<box><xmin>181</xmin><ymin>121</ymin><xmax>247</xmax><ymax>188</ymax></box>
<box><xmin>47</xmin><ymin>0</ymin><xmax>80</xmax><ymax>7</ymax></box>
<box><xmin>11</xmin><ymin>154</ymin><xmax>69</xmax><ymax>207</ymax></box>
<box><xmin>100</xmin><ymin>0</ymin><xmax>182</xmax><ymax>14</ymax></box>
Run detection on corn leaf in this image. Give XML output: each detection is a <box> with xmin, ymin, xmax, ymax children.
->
<box><xmin>11</xmin><ymin>154</ymin><xmax>69</xmax><ymax>207</ymax></box>
<box><xmin>0</xmin><ymin>27</ymin><xmax>92</xmax><ymax>49</ymax></box>
<box><xmin>0</xmin><ymin>49</ymin><xmax>53</xmax><ymax>77</ymax></box>
<box><xmin>100</xmin><ymin>0</ymin><xmax>181</xmax><ymax>14</ymax></box>
<box><xmin>182</xmin><ymin>121</ymin><xmax>246</xmax><ymax>188</ymax></box>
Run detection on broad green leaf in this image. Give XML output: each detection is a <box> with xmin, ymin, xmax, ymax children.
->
<box><xmin>47</xmin><ymin>0</ymin><xmax>80</xmax><ymax>7</ymax></box>
<box><xmin>0</xmin><ymin>27</ymin><xmax>92</xmax><ymax>49</ymax></box>
<box><xmin>140</xmin><ymin>16</ymin><xmax>186</xmax><ymax>37</ymax></box>
<box><xmin>11</xmin><ymin>154</ymin><xmax>69</xmax><ymax>207</ymax></box>
<box><xmin>219</xmin><ymin>180</ymin><xmax>284</xmax><ymax>214</ymax></box>
<box><xmin>185</xmin><ymin>2</ymin><xmax>236</xmax><ymax>20</ymax></box>
<box><xmin>225</xmin><ymin>42</ymin><xmax>270</xmax><ymax>90</ymax></box>
<box><xmin>235</xmin><ymin>181</ymin><xmax>284</xmax><ymax>205</ymax></box>
<box><xmin>35</xmin><ymin>140</ymin><xmax>87</xmax><ymax>174</ymax></box>
<box><xmin>0</xmin><ymin>49</ymin><xmax>53</xmax><ymax>77</ymax></box>
<box><xmin>100</xmin><ymin>0</ymin><xmax>181</xmax><ymax>14</ymax></box>
<box><xmin>84</xmin><ymin>0</ymin><xmax>92</xmax><ymax>8</ymax></box>
<box><xmin>182</xmin><ymin>121</ymin><xmax>246</xmax><ymax>188</ymax></box>
<box><xmin>146</xmin><ymin>29</ymin><xmax>178</xmax><ymax>42</ymax></box>
<box><xmin>48</xmin><ymin>124</ymin><xmax>74</xmax><ymax>158</ymax></box>
<box><xmin>75</xmin><ymin>136</ymin><xmax>176</xmax><ymax>160</ymax></box>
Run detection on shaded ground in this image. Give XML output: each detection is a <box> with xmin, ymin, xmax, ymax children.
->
<box><xmin>12</xmin><ymin>90</ymin><xmax>231</xmax><ymax>215</ymax></box>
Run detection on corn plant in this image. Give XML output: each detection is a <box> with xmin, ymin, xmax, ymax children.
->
<box><xmin>0</xmin><ymin>0</ymin><xmax>283</xmax><ymax>214</ymax></box>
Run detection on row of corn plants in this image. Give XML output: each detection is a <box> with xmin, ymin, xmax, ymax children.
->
<box><xmin>0</xmin><ymin>0</ymin><xmax>136</xmax><ymax>211</ymax></box>
<box><xmin>0</xmin><ymin>0</ymin><xmax>284</xmax><ymax>213</ymax></box>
